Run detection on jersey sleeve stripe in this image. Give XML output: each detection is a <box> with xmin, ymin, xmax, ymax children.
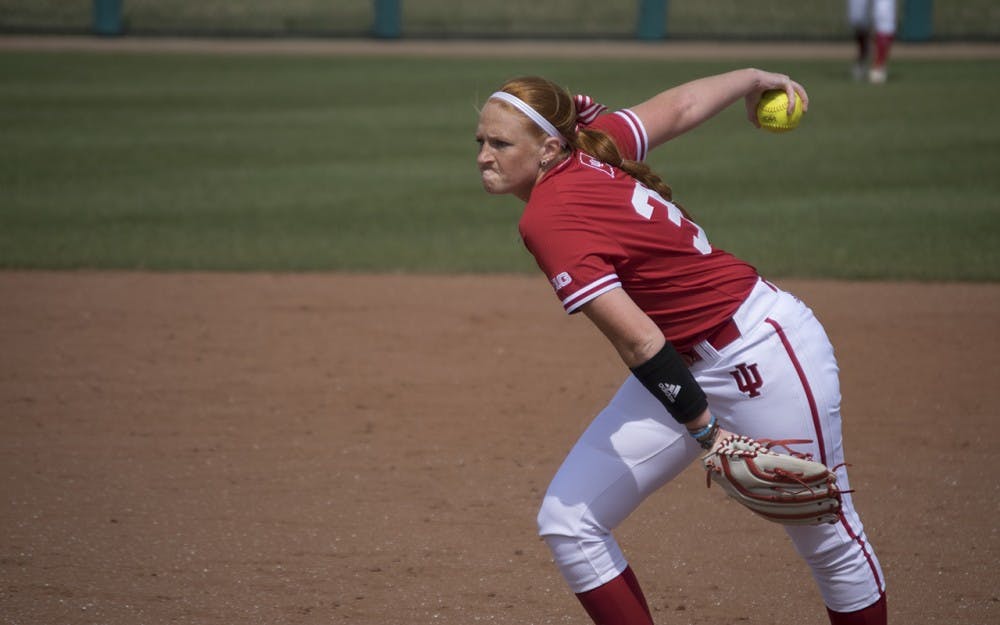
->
<box><xmin>616</xmin><ymin>109</ymin><xmax>648</xmax><ymax>162</ymax></box>
<box><xmin>562</xmin><ymin>274</ymin><xmax>622</xmax><ymax>313</ymax></box>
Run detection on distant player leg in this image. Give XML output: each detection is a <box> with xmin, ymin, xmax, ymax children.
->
<box><xmin>869</xmin><ymin>0</ymin><xmax>896</xmax><ymax>83</ymax></box>
<box><xmin>847</xmin><ymin>0</ymin><xmax>872</xmax><ymax>80</ymax></box>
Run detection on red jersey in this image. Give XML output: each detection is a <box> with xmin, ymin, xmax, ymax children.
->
<box><xmin>518</xmin><ymin>110</ymin><xmax>759</xmax><ymax>354</ymax></box>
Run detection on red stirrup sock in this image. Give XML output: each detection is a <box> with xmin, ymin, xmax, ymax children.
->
<box><xmin>873</xmin><ymin>33</ymin><xmax>894</xmax><ymax>67</ymax></box>
<box><xmin>575</xmin><ymin>566</ymin><xmax>654</xmax><ymax>625</ymax></box>
<box><xmin>827</xmin><ymin>592</ymin><xmax>887</xmax><ymax>625</ymax></box>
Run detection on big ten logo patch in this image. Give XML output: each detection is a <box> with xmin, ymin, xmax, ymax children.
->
<box><xmin>550</xmin><ymin>271</ymin><xmax>572</xmax><ymax>290</ymax></box>
<box><xmin>578</xmin><ymin>153</ymin><xmax>614</xmax><ymax>178</ymax></box>
<box><xmin>730</xmin><ymin>363</ymin><xmax>763</xmax><ymax>397</ymax></box>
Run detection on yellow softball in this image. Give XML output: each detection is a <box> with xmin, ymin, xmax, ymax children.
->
<box><xmin>756</xmin><ymin>90</ymin><xmax>804</xmax><ymax>133</ymax></box>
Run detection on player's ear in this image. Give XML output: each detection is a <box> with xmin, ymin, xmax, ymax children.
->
<box><xmin>538</xmin><ymin>136</ymin><xmax>564</xmax><ymax>163</ymax></box>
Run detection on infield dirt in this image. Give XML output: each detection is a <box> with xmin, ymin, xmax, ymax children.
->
<box><xmin>2</xmin><ymin>272</ymin><xmax>998</xmax><ymax>624</ymax></box>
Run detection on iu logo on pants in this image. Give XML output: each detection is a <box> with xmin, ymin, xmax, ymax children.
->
<box><xmin>730</xmin><ymin>363</ymin><xmax>763</xmax><ymax>398</ymax></box>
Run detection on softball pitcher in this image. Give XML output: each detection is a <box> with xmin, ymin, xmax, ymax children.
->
<box><xmin>475</xmin><ymin>69</ymin><xmax>887</xmax><ymax>624</ymax></box>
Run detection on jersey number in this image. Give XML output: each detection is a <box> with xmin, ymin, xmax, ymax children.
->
<box><xmin>630</xmin><ymin>183</ymin><xmax>712</xmax><ymax>255</ymax></box>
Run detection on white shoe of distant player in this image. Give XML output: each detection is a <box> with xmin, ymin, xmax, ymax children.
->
<box><xmin>851</xmin><ymin>62</ymin><xmax>866</xmax><ymax>82</ymax></box>
<box><xmin>868</xmin><ymin>66</ymin><xmax>887</xmax><ymax>84</ymax></box>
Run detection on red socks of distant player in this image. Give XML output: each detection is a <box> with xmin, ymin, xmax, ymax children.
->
<box><xmin>575</xmin><ymin>566</ymin><xmax>654</xmax><ymax>625</ymax></box>
<box><xmin>855</xmin><ymin>30</ymin><xmax>892</xmax><ymax>69</ymax></box>
<box><xmin>827</xmin><ymin>592</ymin><xmax>887</xmax><ymax>625</ymax></box>
<box><xmin>873</xmin><ymin>33</ymin><xmax>894</xmax><ymax>68</ymax></box>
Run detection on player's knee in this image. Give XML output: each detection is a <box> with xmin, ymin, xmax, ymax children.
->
<box><xmin>541</xmin><ymin>533</ymin><xmax>617</xmax><ymax>593</ymax></box>
<box><xmin>537</xmin><ymin>491</ymin><xmax>611</xmax><ymax>543</ymax></box>
<box><xmin>536</xmin><ymin>494</ymin><xmax>583</xmax><ymax>540</ymax></box>
<box><xmin>535</xmin><ymin>495</ymin><xmax>630</xmax><ymax>593</ymax></box>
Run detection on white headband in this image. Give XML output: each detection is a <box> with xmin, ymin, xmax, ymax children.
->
<box><xmin>489</xmin><ymin>91</ymin><xmax>567</xmax><ymax>146</ymax></box>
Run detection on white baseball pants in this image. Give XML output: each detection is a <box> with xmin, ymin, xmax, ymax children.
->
<box><xmin>537</xmin><ymin>279</ymin><xmax>886</xmax><ymax>612</ymax></box>
<box><xmin>847</xmin><ymin>0</ymin><xmax>897</xmax><ymax>35</ymax></box>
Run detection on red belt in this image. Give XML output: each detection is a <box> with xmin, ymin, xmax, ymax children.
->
<box><xmin>682</xmin><ymin>317</ymin><xmax>740</xmax><ymax>364</ymax></box>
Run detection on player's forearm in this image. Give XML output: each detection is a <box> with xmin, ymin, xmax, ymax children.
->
<box><xmin>582</xmin><ymin>289</ymin><xmax>665</xmax><ymax>368</ymax></box>
<box><xmin>631</xmin><ymin>68</ymin><xmax>766</xmax><ymax>146</ymax></box>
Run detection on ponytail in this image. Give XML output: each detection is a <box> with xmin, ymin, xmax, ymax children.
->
<box><xmin>572</xmin><ymin>126</ymin><xmax>692</xmax><ymax>219</ymax></box>
<box><xmin>494</xmin><ymin>76</ymin><xmax>692</xmax><ymax>219</ymax></box>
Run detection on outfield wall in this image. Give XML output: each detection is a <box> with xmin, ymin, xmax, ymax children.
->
<box><xmin>0</xmin><ymin>0</ymin><xmax>997</xmax><ymax>41</ymax></box>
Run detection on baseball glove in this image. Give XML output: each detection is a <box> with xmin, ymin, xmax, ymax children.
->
<box><xmin>702</xmin><ymin>435</ymin><xmax>843</xmax><ymax>525</ymax></box>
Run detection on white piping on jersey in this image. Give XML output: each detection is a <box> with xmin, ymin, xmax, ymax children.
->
<box><xmin>613</xmin><ymin>109</ymin><xmax>648</xmax><ymax>162</ymax></box>
<box><xmin>563</xmin><ymin>274</ymin><xmax>622</xmax><ymax>313</ymax></box>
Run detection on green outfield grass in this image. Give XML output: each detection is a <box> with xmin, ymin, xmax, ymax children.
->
<box><xmin>1</xmin><ymin>50</ymin><xmax>998</xmax><ymax>280</ymax></box>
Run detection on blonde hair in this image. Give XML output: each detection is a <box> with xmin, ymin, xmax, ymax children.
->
<box><xmin>495</xmin><ymin>76</ymin><xmax>689</xmax><ymax>216</ymax></box>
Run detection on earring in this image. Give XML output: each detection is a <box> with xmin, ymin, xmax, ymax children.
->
<box><xmin>540</xmin><ymin>159</ymin><xmax>549</xmax><ymax>169</ymax></box>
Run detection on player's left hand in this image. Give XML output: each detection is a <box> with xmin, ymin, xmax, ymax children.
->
<box><xmin>702</xmin><ymin>434</ymin><xmax>842</xmax><ymax>525</ymax></box>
